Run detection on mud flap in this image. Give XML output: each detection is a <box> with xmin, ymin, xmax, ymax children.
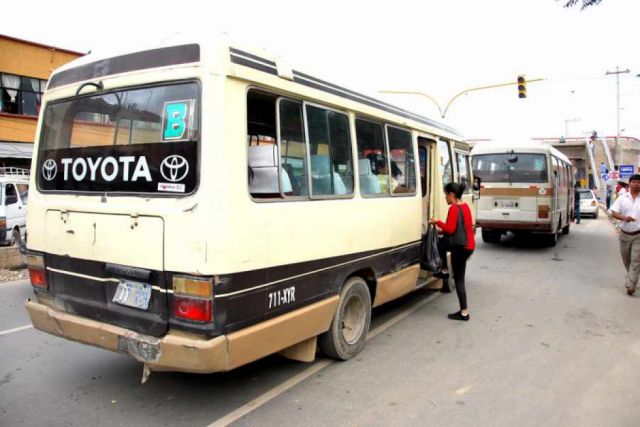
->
<box><xmin>278</xmin><ymin>336</ymin><xmax>317</xmax><ymax>363</ymax></box>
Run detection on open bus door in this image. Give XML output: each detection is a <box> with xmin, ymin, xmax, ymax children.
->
<box><xmin>418</xmin><ymin>137</ymin><xmax>435</xmax><ymax>234</ymax></box>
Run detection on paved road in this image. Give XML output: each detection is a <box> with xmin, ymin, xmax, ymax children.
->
<box><xmin>1</xmin><ymin>215</ymin><xmax>638</xmax><ymax>426</ymax></box>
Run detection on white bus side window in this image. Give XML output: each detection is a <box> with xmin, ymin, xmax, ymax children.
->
<box><xmin>456</xmin><ymin>152</ymin><xmax>471</xmax><ymax>192</ymax></box>
<box><xmin>4</xmin><ymin>184</ymin><xmax>18</xmax><ymax>205</ymax></box>
<box><xmin>386</xmin><ymin>126</ymin><xmax>416</xmax><ymax>195</ymax></box>
<box><xmin>278</xmin><ymin>99</ymin><xmax>308</xmax><ymax>197</ymax></box>
<box><xmin>247</xmin><ymin>91</ymin><xmax>284</xmax><ymax>198</ymax></box>
<box><xmin>306</xmin><ymin>105</ymin><xmax>353</xmax><ymax>196</ymax></box>
<box><xmin>355</xmin><ymin>118</ymin><xmax>387</xmax><ymax>196</ymax></box>
<box><xmin>438</xmin><ymin>140</ymin><xmax>453</xmax><ymax>186</ymax></box>
<box><xmin>16</xmin><ymin>184</ymin><xmax>28</xmax><ymax>204</ymax></box>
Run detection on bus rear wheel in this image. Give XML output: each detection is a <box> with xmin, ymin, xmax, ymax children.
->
<box><xmin>319</xmin><ymin>277</ymin><xmax>371</xmax><ymax>361</ymax></box>
<box><xmin>481</xmin><ymin>229</ymin><xmax>501</xmax><ymax>244</ymax></box>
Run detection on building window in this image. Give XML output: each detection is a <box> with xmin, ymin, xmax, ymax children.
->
<box><xmin>0</xmin><ymin>73</ymin><xmax>47</xmax><ymax>116</ymax></box>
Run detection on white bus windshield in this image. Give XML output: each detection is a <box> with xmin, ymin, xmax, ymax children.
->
<box><xmin>472</xmin><ymin>153</ymin><xmax>548</xmax><ymax>183</ymax></box>
<box><xmin>37</xmin><ymin>82</ymin><xmax>199</xmax><ymax>194</ymax></box>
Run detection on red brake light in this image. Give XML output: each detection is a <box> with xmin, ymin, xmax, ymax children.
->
<box><xmin>29</xmin><ymin>268</ymin><xmax>47</xmax><ymax>289</ymax></box>
<box><xmin>591</xmin><ymin>201</ymin><xmax>597</xmax><ymax>206</ymax></box>
<box><xmin>173</xmin><ymin>296</ymin><xmax>212</xmax><ymax>322</ymax></box>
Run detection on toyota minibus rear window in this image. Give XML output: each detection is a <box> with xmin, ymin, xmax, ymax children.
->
<box><xmin>472</xmin><ymin>153</ymin><xmax>548</xmax><ymax>183</ymax></box>
<box><xmin>37</xmin><ymin>82</ymin><xmax>199</xmax><ymax>194</ymax></box>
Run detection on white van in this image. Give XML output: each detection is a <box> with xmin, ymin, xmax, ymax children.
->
<box><xmin>0</xmin><ymin>168</ymin><xmax>29</xmax><ymax>246</ymax></box>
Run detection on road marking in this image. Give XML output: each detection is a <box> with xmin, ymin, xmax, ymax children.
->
<box><xmin>0</xmin><ymin>324</ymin><xmax>33</xmax><ymax>336</ymax></box>
<box><xmin>207</xmin><ymin>290</ymin><xmax>441</xmax><ymax>427</ymax></box>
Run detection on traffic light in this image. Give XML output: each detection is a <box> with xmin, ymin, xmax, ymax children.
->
<box><xmin>517</xmin><ymin>75</ymin><xmax>527</xmax><ymax>98</ymax></box>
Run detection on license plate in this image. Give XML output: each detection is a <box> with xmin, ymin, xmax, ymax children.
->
<box><xmin>113</xmin><ymin>280</ymin><xmax>152</xmax><ymax>310</ymax></box>
<box><xmin>498</xmin><ymin>199</ymin><xmax>517</xmax><ymax>209</ymax></box>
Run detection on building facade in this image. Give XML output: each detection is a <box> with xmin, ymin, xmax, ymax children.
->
<box><xmin>536</xmin><ymin>136</ymin><xmax>640</xmax><ymax>189</ymax></box>
<box><xmin>0</xmin><ymin>35</ymin><xmax>83</xmax><ymax>169</ymax></box>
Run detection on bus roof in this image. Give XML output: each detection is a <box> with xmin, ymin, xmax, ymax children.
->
<box><xmin>46</xmin><ymin>38</ymin><xmax>464</xmax><ymax>141</ymax></box>
<box><xmin>470</xmin><ymin>139</ymin><xmax>571</xmax><ymax>164</ymax></box>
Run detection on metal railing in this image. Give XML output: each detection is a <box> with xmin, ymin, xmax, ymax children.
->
<box><xmin>0</xmin><ymin>167</ymin><xmax>30</xmax><ymax>177</ymax></box>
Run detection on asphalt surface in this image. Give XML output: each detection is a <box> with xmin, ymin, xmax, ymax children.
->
<box><xmin>1</xmin><ymin>214</ymin><xmax>638</xmax><ymax>426</ymax></box>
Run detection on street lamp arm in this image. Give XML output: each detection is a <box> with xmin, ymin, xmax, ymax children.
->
<box><xmin>380</xmin><ymin>78</ymin><xmax>544</xmax><ymax>119</ymax></box>
<box><xmin>377</xmin><ymin>90</ymin><xmax>445</xmax><ymax>118</ymax></box>
<box><xmin>442</xmin><ymin>78</ymin><xmax>545</xmax><ymax>118</ymax></box>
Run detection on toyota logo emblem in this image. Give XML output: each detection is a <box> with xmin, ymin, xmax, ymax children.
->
<box><xmin>42</xmin><ymin>159</ymin><xmax>57</xmax><ymax>181</ymax></box>
<box><xmin>160</xmin><ymin>155</ymin><xmax>189</xmax><ymax>182</ymax></box>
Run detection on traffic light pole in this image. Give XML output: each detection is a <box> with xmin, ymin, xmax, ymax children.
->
<box><xmin>379</xmin><ymin>77</ymin><xmax>544</xmax><ymax>119</ymax></box>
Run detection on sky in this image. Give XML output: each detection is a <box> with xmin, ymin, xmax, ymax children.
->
<box><xmin>4</xmin><ymin>0</ymin><xmax>640</xmax><ymax>141</ymax></box>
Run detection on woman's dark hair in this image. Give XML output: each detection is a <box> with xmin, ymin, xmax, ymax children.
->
<box><xmin>444</xmin><ymin>182</ymin><xmax>465</xmax><ymax>199</ymax></box>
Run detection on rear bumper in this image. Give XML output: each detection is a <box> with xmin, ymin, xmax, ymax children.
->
<box><xmin>580</xmin><ymin>206</ymin><xmax>598</xmax><ymax>214</ymax></box>
<box><xmin>26</xmin><ymin>295</ymin><xmax>338</xmax><ymax>374</ymax></box>
<box><xmin>477</xmin><ymin>221</ymin><xmax>552</xmax><ymax>233</ymax></box>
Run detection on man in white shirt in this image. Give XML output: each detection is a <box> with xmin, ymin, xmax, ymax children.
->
<box><xmin>610</xmin><ymin>174</ymin><xmax>640</xmax><ymax>296</ymax></box>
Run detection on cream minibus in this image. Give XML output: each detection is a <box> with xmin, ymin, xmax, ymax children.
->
<box><xmin>25</xmin><ymin>38</ymin><xmax>475</xmax><ymax>375</ymax></box>
<box><xmin>471</xmin><ymin>140</ymin><xmax>574</xmax><ymax>246</ymax></box>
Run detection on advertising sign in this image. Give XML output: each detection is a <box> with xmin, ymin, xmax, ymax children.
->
<box><xmin>619</xmin><ymin>165</ymin><xmax>634</xmax><ymax>178</ymax></box>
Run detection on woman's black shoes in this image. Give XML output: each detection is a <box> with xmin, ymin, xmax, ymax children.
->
<box><xmin>448</xmin><ymin>311</ymin><xmax>469</xmax><ymax>321</ymax></box>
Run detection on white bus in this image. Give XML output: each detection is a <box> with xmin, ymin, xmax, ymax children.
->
<box><xmin>25</xmin><ymin>38</ymin><xmax>475</xmax><ymax>374</ymax></box>
<box><xmin>471</xmin><ymin>140</ymin><xmax>574</xmax><ymax>246</ymax></box>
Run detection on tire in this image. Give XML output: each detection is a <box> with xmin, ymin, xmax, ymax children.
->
<box><xmin>319</xmin><ymin>277</ymin><xmax>372</xmax><ymax>361</ymax></box>
<box><xmin>481</xmin><ymin>229</ymin><xmax>500</xmax><ymax>244</ymax></box>
<box><xmin>10</xmin><ymin>228</ymin><xmax>21</xmax><ymax>247</ymax></box>
<box><xmin>546</xmin><ymin>221</ymin><xmax>559</xmax><ymax>247</ymax></box>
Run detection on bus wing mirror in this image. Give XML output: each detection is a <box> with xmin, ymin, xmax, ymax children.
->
<box><xmin>472</xmin><ymin>177</ymin><xmax>481</xmax><ymax>200</ymax></box>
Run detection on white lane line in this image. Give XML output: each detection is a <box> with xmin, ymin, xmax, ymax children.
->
<box><xmin>207</xmin><ymin>291</ymin><xmax>441</xmax><ymax>427</ymax></box>
<box><xmin>207</xmin><ymin>360</ymin><xmax>332</xmax><ymax>427</ymax></box>
<box><xmin>0</xmin><ymin>324</ymin><xmax>33</xmax><ymax>336</ymax></box>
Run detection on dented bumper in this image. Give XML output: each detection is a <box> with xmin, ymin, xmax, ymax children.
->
<box><xmin>25</xmin><ymin>295</ymin><xmax>338</xmax><ymax>374</ymax></box>
<box><xmin>25</xmin><ymin>299</ymin><xmax>228</xmax><ymax>373</ymax></box>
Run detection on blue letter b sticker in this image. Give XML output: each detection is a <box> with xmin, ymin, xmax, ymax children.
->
<box><xmin>163</xmin><ymin>102</ymin><xmax>188</xmax><ymax>140</ymax></box>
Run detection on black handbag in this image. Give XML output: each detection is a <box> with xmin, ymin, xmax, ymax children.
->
<box><xmin>420</xmin><ymin>224</ymin><xmax>443</xmax><ymax>272</ymax></box>
<box><xmin>443</xmin><ymin>205</ymin><xmax>468</xmax><ymax>249</ymax></box>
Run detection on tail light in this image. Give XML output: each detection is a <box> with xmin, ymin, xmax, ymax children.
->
<box><xmin>27</xmin><ymin>254</ymin><xmax>47</xmax><ymax>290</ymax></box>
<box><xmin>173</xmin><ymin>296</ymin><xmax>212</xmax><ymax>322</ymax></box>
<box><xmin>591</xmin><ymin>201</ymin><xmax>597</xmax><ymax>206</ymax></box>
<box><xmin>172</xmin><ymin>276</ymin><xmax>213</xmax><ymax>322</ymax></box>
<box><xmin>538</xmin><ymin>205</ymin><xmax>550</xmax><ymax>219</ymax></box>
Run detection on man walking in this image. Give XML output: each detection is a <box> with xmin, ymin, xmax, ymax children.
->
<box><xmin>574</xmin><ymin>182</ymin><xmax>581</xmax><ymax>224</ymax></box>
<box><xmin>610</xmin><ymin>174</ymin><xmax>640</xmax><ymax>296</ymax></box>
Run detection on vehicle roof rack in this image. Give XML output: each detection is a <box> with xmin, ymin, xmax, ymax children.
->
<box><xmin>0</xmin><ymin>167</ymin><xmax>30</xmax><ymax>177</ymax></box>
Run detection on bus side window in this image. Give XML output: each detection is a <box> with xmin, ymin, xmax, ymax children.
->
<box><xmin>355</xmin><ymin>118</ymin><xmax>387</xmax><ymax>196</ymax></box>
<box><xmin>306</xmin><ymin>105</ymin><xmax>353</xmax><ymax>196</ymax></box>
<box><xmin>16</xmin><ymin>184</ymin><xmax>28</xmax><ymax>204</ymax></box>
<box><xmin>438</xmin><ymin>140</ymin><xmax>453</xmax><ymax>186</ymax></box>
<box><xmin>456</xmin><ymin>152</ymin><xmax>471</xmax><ymax>192</ymax></box>
<box><xmin>386</xmin><ymin>126</ymin><xmax>415</xmax><ymax>194</ymax></box>
<box><xmin>279</xmin><ymin>99</ymin><xmax>308</xmax><ymax>197</ymax></box>
<box><xmin>247</xmin><ymin>90</ymin><xmax>283</xmax><ymax>198</ymax></box>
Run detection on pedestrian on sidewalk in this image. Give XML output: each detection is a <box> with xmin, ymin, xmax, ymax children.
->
<box><xmin>574</xmin><ymin>182</ymin><xmax>581</xmax><ymax>224</ymax></box>
<box><xmin>428</xmin><ymin>182</ymin><xmax>476</xmax><ymax>321</ymax></box>
<box><xmin>609</xmin><ymin>174</ymin><xmax>640</xmax><ymax>296</ymax></box>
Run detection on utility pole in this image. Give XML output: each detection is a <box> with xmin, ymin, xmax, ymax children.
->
<box><xmin>605</xmin><ymin>67</ymin><xmax>630</xmax><ymax>166</ymax></box>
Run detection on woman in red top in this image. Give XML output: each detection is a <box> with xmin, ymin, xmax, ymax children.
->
<box><xmin>428</xmin><ymin>182</ymin><xmax>476</xmax><ymax>321</ymax></box>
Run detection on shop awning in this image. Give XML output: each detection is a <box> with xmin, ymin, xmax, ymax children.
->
<box><xmin>0</xmin><ymin>142</ymin><xmax>34</xmax><ymax>159</ymax></box>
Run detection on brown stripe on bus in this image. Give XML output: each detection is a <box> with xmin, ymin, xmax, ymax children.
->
<box><xmin>480</xmin><ymin>187</ymin><xmax>554</xmax><ymax>197</ymax></box>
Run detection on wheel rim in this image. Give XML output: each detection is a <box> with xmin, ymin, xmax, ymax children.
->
<box><xmin>341</xmin><ymin>293</ymin><xmax>366</xmax><ymax>345</ymax></box>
